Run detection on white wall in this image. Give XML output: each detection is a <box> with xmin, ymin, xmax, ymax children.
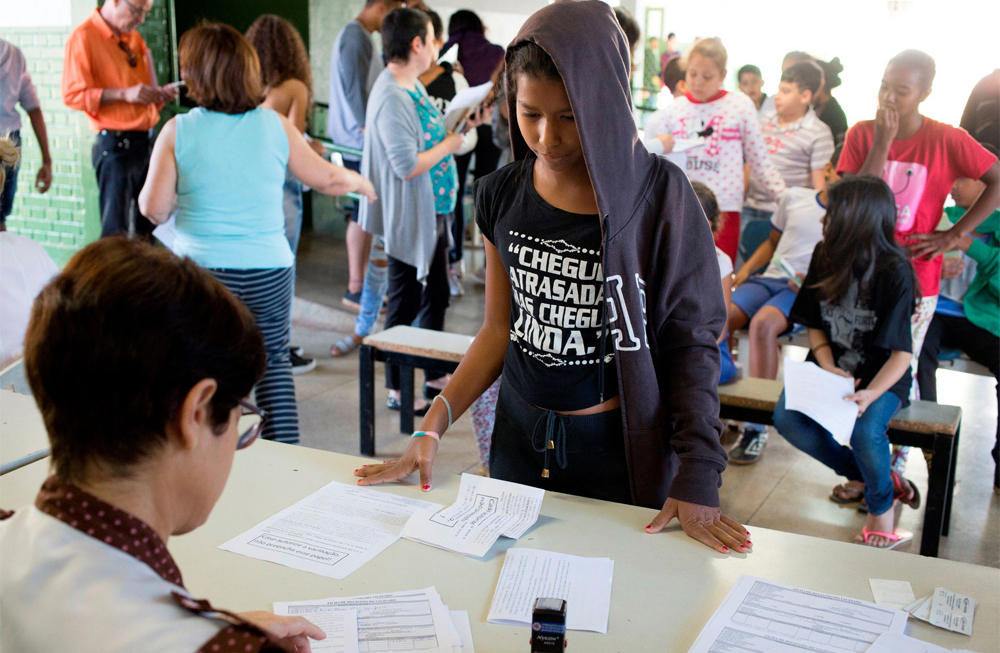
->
<box><xmin>0</xmin><ymin>0</ymin><xmax>72</xmax><ymax>27</ymax></box>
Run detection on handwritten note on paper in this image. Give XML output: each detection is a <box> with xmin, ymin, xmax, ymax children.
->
<box><xmin>488</xmin><ymin>548</ymin><xmax>614</xmax><ymax>634</ymax></box>
<box><xmin>401</xmin><ymin>474</ymin><xmax>544</xmax><ymax>557</ymax></box>
<box><xmin>219</xmin><ymin>480</ymin><xmax>441</xmax><ymax>579</ymax></box>
<box><xmin>783</xmin><ymin>358</ymin><xmax>859</xmax><ymax>445</ymax></box>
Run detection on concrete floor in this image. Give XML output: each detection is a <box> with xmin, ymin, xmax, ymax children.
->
<box><xmin>289</xmin><ymin>231</ymin><xmax>1000</xmax><ymax>568</ymax></box>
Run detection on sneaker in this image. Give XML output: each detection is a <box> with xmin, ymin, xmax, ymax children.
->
<box><xmin>290</xmin><ymin>345</ymin><xmax>304</xmax><ymax>357</ymax></box>
<box><xmin>290</xmin><ymin>351</ymin><xmax>317</xmax><ymax>375</ymax></box>
<box><xmin>448</xmin><ymin>266</ymin><xmax>464</xmax><ymax>297</ymax></box>
<box><xmin>342</xmin><ymin>290</ymin><xmax>361</xmax><ymax>311</ymax></box>
<box><xmin>728</xmin><ymin>427</ymin><xmax>767</xmax><ymax>465</ymax></box>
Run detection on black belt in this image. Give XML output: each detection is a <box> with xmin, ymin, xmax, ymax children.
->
<box><xmin>98</xmin><ymin>129</ymin><xmax>153</xmax><ymax>139</ymax></box>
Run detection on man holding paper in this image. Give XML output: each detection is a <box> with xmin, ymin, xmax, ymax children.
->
<box><xmin>772</xmin><ymin>176</ymin><xmax>920</xmax><ymax>550</ymax></box>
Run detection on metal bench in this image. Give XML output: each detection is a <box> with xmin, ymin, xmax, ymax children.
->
<box><xmin>718</xmin><ymin>377</ymin><xmax>962</xmax><ymax>557</ymax></box>
<box><xmin>358</xmin><ymin>326</ymin><xmax>474</xmax><ymax>457</ymax></box>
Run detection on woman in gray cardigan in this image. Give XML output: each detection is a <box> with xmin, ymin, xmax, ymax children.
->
<box><xmin>359</xmin><ymin>7</ymin><xmax>485</xmax><ymax>412</ymax></box>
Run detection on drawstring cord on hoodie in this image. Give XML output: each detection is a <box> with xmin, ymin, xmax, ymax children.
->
<box><xmin>531</xmin><ymin>410</ymin><xmax>568</xmax><ymax>478</ymax></box>
<box><xmin>598</xmin><ymin>214</ymin><xmax>611</xmax><ymax>404</ymax></box>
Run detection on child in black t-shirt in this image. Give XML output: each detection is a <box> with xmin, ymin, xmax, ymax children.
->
<box><xmin>773</xmin><ymin>175</ymin><xmax>920</xmax><ymax>549</ymax></box>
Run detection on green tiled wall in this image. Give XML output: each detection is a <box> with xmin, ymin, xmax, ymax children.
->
<box><xmin>2</xmin><ymin>2</ymin><xmax>173</xmax><ymax>266</ymax></box>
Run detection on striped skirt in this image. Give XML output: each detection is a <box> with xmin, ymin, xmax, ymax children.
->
<box><xmin>210</xmin><ymin>267</ymin><xmax>299</xmax><ymax>444</ymax></box>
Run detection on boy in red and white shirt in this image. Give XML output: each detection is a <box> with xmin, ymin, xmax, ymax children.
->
<box><xmin>838</xmin><ymin>50</ymin><xmax>999</xmax><ymax>399</ymax></box>
<box><xmin>646</xmin><ymin>37</ymin><xmax>785</xmax><ymax>260</ymax></box>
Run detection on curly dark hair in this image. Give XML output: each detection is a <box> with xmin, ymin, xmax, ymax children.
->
<box><xmin>245</xmin><ymin>15</ymin><xmax>313</xmax><ymax>107</ymax></box>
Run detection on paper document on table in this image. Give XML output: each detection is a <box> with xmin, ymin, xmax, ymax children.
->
<box><xmin>449</xmin><ymin>611</ymin><xmax>475</xmax><ymax>652</ymax></box>
<box><xmin>401</xmin><ymin>473</ymin><xmax>544</xmax><ymax>557</ymax></box>
<box><xmin>783</xmin><ymin>358</ymin><xmax>859</xmax><ymax>445</ymax></box>
<box><xmin>487</xmin><ymin>548</ymin><xmax>614</xmax><ymax>634</ymax></box>
<box><xmin>868</xmin><ymin>632</ymin><xmax>975</xmax><ymax>653</ymax></box>
<box><xmin>219</xmin><ymin>480</ymin><xmax>442</xmax><ymax>579</ymax></box>
<box><xmin>869</xmin><ymin>579</ymin><xmax>916</xmax><ymax>610</ymax></box>
<box><xmin>929</xmin><ymin>587</ymin><xmax>976</xmax><ymax>636</ymax></box>
<box><xmin>443</xmin><ymin>81</ymin><xmax>493</xmax><ymax>127</ymax></box>
<box><xmin>274</xmin><ymin>587</ymin><xmax>460</xmax><ymax>653</ymax></box>
<box><xmin>687</xmin><ymin>575</ymin><xmax>908</xmax><ymax>653</ymax></box>
<box><xmin>270</xmin><ymin>607</ymin><xmax>358</xmax><ymax>653</ymax></box>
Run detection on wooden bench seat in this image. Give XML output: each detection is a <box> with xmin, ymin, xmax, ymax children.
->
<box><xmin>718</xmin><ymin>376</ymin><xmax>962</xmax><ymax>557</ymax></box>
<box><xmin>359</xmin><ymin>327</ymin><xmax>474</xmax><ymax>457</ymax></box>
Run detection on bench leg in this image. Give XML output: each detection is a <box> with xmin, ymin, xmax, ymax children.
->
<box><xmin>359</xmin><ymin>345</ymin><xmax>376</xmax><ymax>457</ymax></box>
<box><xmin>400</xmin><ymin>365</ymin><xmax>415</xmax><ymax>434</ymax></box>
<box><xmin>919</xmin><ymin>433</ymin><xmax>954</xmax><ymax>557</ymax></box>
<box><xmin>942</xmin><ymin>425</ymin><xmax>960</xmax><ymax>537</ymax></box>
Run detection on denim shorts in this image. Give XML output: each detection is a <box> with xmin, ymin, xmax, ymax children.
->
<box><xmin>732</xmin><ymin>275</ymin><xmax>797</xmax><ymax>320</ymax></box>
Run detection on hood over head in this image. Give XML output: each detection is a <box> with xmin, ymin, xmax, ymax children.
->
<box><xmin>504</xmin><ymin>0</ymin><xmax>654</xmax><ymax>235</ymax></box>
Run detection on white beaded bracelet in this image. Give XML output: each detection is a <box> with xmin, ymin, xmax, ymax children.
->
<box><xmin>433</xmin><ymin>394</ymin><xmax>453</xmax><ymax>430</ymax></box>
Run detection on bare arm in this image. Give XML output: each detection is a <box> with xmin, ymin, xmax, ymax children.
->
<box><xmin>910</xmin><ymin>160</ymin><xmax>1000</xmax><ymax>259</ymax></box>
<box><xmin>845</xmin><ymin>350</ymin><xmax>912</xmax><ymax>414</ymax></box>
<box><xmin>282</xmin><ymin>114</ymin><xmax>375</xmax><ymax>200</ymax></box>
<box><xmin>405</xmin><ymin>133</ymin><xmax>464</xmax><ymax>180</ymax></box>
<box><xmin>810</xmin><ymin>168</ymin><xmax>827</xmax><ymax>192</ymax></box>
<box><xmin>137</xmin><ymin>118</ymin><xmax>177</xmax><ymax>224</ymax></box>
<box><xmin>26</xmin><ymin>107</ymin><xmax>52</xmax><ymax>193</ymax></box>
<box><xmin>717</xmin><ymin>274</ymin><xmax>732</xmax><ymax>345</ymax></box>
<box><xmin>733</xmin><ymin>228</ymin><xmax>780</xmax><ymax>287</ymax></box>
<box><xmin>357</xmin><ymin>238</ymin><xmax>511</xmax><ymax>489</ymax></box>
<box><xmin>857</xmin><ymin>107</ymin><xmax>897</xmax><ymax>176</ymax></box>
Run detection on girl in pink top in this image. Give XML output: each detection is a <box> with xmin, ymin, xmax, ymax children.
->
<box><xmin>647</xmin><ymin>38</ymin><xmax>785</xmax><ymax>260</ymax></box>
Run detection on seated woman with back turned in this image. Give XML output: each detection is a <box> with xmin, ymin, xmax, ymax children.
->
<box><xmin>0</xmin><ymin>238</ymin><xmax>324</xmax><ymax>652</ymax></box>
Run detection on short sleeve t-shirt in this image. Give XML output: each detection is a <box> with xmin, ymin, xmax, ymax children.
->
<box><xmin>837</xmin><ymin>118</ymin><xmax>997</xmax><ymax>297</ymax></box>
<box><xmin>716</xmin><ymin>247</ymin><xmax>733</xmax><ymax>278</ymax></box>
<box><xmin>790</xmin><ymin>244</ymin><xmax>916</xmax><ymax>404</ymax></box>
<box><xmin>746</xmin><ymin>107</ymin><xmax>834</xmax><ymax>211</ymax></box>
<box><xmin>475</xmin><ymin>159</ymin><xmax>618</xmax><ymax>411</ymax></box>
<box><xmin>761</xmin><ymin>187</ymin><xmax>826</xmax><ymax>280</ymax></box>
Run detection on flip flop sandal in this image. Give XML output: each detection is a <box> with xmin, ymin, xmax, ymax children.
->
<box><xmin>330</xmin><ymin>335</ymin><xmax>360</xmax><ymax>358</ymax></box>
<box><xmin>859</xmin><ymin>526</ymin><xmax>913</xmax><ymax>550</ymax></box>
<box><xmin>891</xmin><ymin>471</ymin><xmax>921</xmax><ymax>509</ymax></box>
<box><xmin>830</xmin><ymin>484</ymin><xmax>864</xmax><ymax>504</ymax></box>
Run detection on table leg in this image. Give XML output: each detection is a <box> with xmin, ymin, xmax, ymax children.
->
<box><xmin>400</xmin><ymin>365</ymin><xmax>415</xmax><ymax>434</ymax></box>
<box><xmin>919</xmin><ymin>434</ymin><xmax>954</xmax><ymax>557</ymax></box>
<box><xmin>359</xmin><ymin>345</ymin><xmax>376</xmax><ymax>457</ymax></box>
<box><xmin>942</xmin><ymin>424</ymin><xmax>960</xmax><ymax>537</ymax></box>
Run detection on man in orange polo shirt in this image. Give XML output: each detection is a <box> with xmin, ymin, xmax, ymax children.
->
<box><xmin>62</xmin><ymin>0</ymin><xmax>177</xmax><ymax>238</ymax></box>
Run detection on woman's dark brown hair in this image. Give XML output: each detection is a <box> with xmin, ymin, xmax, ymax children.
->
<box><xmin>810</xmin><ymin>175</ymin><xmax>919</xmax><ymax>304</ymax></box>
<box><xmin>180</xmin><ymin>22</ymin><xmax>264</xmax><ymax>114</ymax></box>
<box><xmin>24</xmin><ymin>237</ymin><xmax>266</xmax><ymax>483</ymax></box>
<box><xmin>245</xmin><ymin>15</ymin><xmax>313</xmax><ymax>108</ymax></box>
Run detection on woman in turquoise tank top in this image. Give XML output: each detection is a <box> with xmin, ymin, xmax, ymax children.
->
<box><xmin>139</xmin><ymin>23</ymin><xmax>375</xmax><ymax>444</ymax></box>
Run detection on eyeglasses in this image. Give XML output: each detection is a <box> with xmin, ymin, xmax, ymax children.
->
<box><xmin>123</xmin><ymin>0</ymin><xmax>150</xmax><ymax>20</ymax></box>
<box><xmin>237</xmin><ymin>400</ymin><xmax>267</xmax><ymax>450</ymax></box>
<box><xmin>118</xmin><ymin>40</ymin><xmax>138</xmax><ymax>68</ymax></box>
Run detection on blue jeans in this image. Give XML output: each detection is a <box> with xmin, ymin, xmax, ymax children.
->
<box><xmin>353</xmin><ymin>236</ymin><xmax>388</xmax><ymax>338</ymax></box>
<box><xmin>283</xmin><ymin>172</ymin><xmax>304</xmax><ymax>256</ymax></box>
<box><xmin>0</xmin><ymin>130</ymin><xmax>20</xmax><ymax>221</ymax></box>
<box><xmin>773</xmin><ymin>390</ymin><xmax>901</xmax><ymax>516</ymax></box>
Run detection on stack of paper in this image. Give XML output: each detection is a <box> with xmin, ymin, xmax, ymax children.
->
<box><xmin>783</xmin><ymin>358</ymin><xmax>859</xmax><ymax>445</ymax></box>
<box><xmin>219</xmin><ymin>480</ymin><xmax>442</xmax><ymax>579</ymax></box>
<box><xmin>868</xmin><ymin>632</ymin><xmax>975</xmax><ymax>653</ymax></box>
<box><xmin>274</xmin><ymin>587</ymin><xmax>474</xmax><ymax>653</ymax></box>
<box><xmin>687</xmin><ymin>575</ymin><xmax>908</xmax><ymax>653</ymax></box>
<box><xmin>401</xmin><ymin>474</ymin><xmax>544</xmax><ymax>557</ymax></box>
<box><xmin>869</xmin><ymin>579</ymin><xmax>917</xmax><ymax>610</ymax></box>
<box><xmin>902</xmin><ymin>588</ymin><xmax>977</xmax><ymax>636</ymax></box>
<box><xmin>487</xmin><ymin>548</ymin><xmax>614</xmax><ymax>634</ymax></box>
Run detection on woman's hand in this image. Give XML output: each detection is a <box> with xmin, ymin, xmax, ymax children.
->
<box><xmin>355</xmin><ymin>434</ymin><xmax>440</xmax><ymax>491</ymax></box>
<box><xmin>845</xmin><ymin>388</ymin><xmax>879</xmax><ymax>416</ymax></box>
<box><xmin>787</xmin><ymin>272</ymin><xmax>805</xmax><ymax>292</ymax></box>
<box><xmin>655</xmin><ymin>133</ymin><xmax>675</xmax><ymax>153</ymax></box>
<box><xmin>441</xmin><ymin>132</ymin><xmax>465</xmax><ymax>156</ymax></box>
<box><xmin>352</xmin><ymin>174</ymin><xmax>378</xmax><ymax>203</ymax></box>
<box><xmin>238</xmin><ymin>611</ymin><xmax>326</xmax><ymax>653</ymax></box>
<box><xmin>464</xmin><ymin>105</ymin><xmax>491</xmax><ymax>133</ymax></box>
<box><xmin>645</xmin><ymin>498</ymin><xmax>752</xmax><ymax>554</ymax></box>
<box><xmin>873</xmin><ymin>106</ymin><xmax>899</xmax><ymax>146</ymax></box>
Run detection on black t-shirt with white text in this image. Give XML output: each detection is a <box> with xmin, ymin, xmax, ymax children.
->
<box><xmin>790</xmin><ymin>244</ymin><xmax>916</xmax><ymax>404</ymax></box>
<box><xmin>475</xmin><ymin>159</ymin><xmax>618</xmax><ymax>411</ymax></box>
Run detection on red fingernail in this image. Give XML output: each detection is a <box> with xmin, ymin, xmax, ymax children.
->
<box><xmin>645</xmin><ymin>524</ymin><xmax>652</xmax><ymax>531</ymax></box>
<box><xmin>354</xmin><ymin>469</ymin><xmax>359</xmax><ymax>473</ymax></box>
<box><xmin>722</xmin><ymin>546</ymin><xmax>730</xmax><ymax>552</ymax></box>
<box><xmin>740</xmin><ymin>545</ymin><xmax>746</xmax><ymax>550</ymax></box>
<box><xmin>747</xmin><ymin>540</ymin><xmax>752</xmax><ymax>546</ymax></box>
<box><xmin>422</xmin><ymin>484</ymin><xmax>431</xmax><ymax>491</ymax></box>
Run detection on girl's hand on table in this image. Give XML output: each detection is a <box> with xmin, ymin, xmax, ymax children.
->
<box><xmin>238</xmin><ymin>611</ymin><xmax>325</xmax><ymax>652</ymax></box>
<box><xmin>354</xmin><ymin>435</ymin><xmax>440</xmax><ymax>491</ymax></box>
<box><xmin>645</xmin><ymin>498</ymin><xmax>753</xmax><ymax>554</ymax></box>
